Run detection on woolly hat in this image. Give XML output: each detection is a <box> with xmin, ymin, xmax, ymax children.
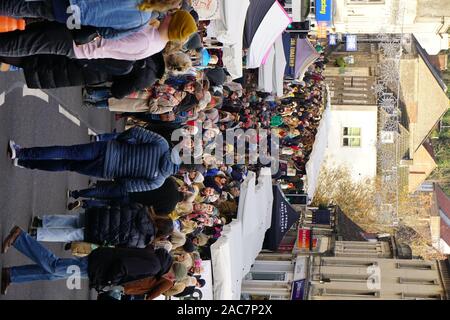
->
<box><xmin>168</xmin><ymin>10</ymin><xmax>198</xmax><ymax>42</ymax></box>
<box><xmin>172</xmin><ymin>262</ymin><xmax>188</xmax><ymax>281</ymax></box>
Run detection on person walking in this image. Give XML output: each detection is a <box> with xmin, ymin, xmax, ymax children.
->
<box><xmin>0</xmin><ymin>10</ymin><xmax>197</xmax><ymax>61</ymax></box>
<box><xmin>30</xmin><ymin>202</ymin><xmax>174</xmax><ymax>248</ymax></box>
<box><xmin>8</xmin><ymin>126</ymin><xmax>185</xmax><ymax>194</ymax></box>
<box><xmin>1</xmin><ymin>226</ymin><xmax>173</xmax><ymax>295</ymax></box>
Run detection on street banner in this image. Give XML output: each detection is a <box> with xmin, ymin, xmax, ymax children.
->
<box><xmin>346</xmin><ymin>34</ymin><xmax>358</xmax><ymax>51</ymax></box>
<box><xmin>291</xmin><ymin>279</ymin><xmax>306</xmax><ymax>300</ymax></box>
<box><xmin>315</xmin><ymin>0</ymin><xmax>333</xmax><ymax>24</ymax></box>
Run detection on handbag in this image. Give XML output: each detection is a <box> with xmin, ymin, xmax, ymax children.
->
<box><xmin>71</xmin><ymin>26</ymin><xmax>100</xmax><ymax>45</ymax></box>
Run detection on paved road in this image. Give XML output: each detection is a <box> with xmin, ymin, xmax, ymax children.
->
<box><xmin>0</xmin><ymin>71</ymin><xmax>123</xmax><ymax>300</ymax></box>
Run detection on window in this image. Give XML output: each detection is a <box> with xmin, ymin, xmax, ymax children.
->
<box><xmin>322</xmin><ymin>259</ymin><xmax>376</xmax><ymax>267</ymax></box>
<box><xmin>401</xmin><ymin>293</ymin><xmax>442</xmax><ymax>300</ymax></box>
<box><xmin>321</xmin><ymin>273</ymin><xmax>370</xmax><ymax>283</ymax></box>
<box><xmin>396</xmin><ymin>262</ymin><xmax>434</xmax><ymax>270</ymax></box>
<box><xmin>320</xmin><ymin>288</ymin><xmax>380</xmax><ymax>298</ymax></box>
<box><xmin>342</xmin><ymin>127</ymin><xmax>361</xmax><ymax>147</ymax></box>
<box><xmin>398</xmin><ymin>278</ymin><xmax>438</xmax><ymax>285</ymax></box>
<box><xmin>347</xmin><ymin>0</ymin><xmax>385</xmax><ymax>4</ymax></box>
<box><xmin>251</xmin><ymin>272</ymin><xmax>286</xmax><ymax>281</ymax></box>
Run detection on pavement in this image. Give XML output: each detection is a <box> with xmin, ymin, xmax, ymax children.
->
<box><xmin>0</xmin><ymin>71</ymin><xmax>123</xmax><ymax>300</ymax></box>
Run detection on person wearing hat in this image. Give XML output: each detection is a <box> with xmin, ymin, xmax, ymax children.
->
<box><xmin>0</xmin><ymin>0</ymin><xmax>182</xmax><ymax>40</ymax></box>
<box><xmin>0</xmin><ymin>10</ymin><xmax>197</xmax><ymax>61</ymax></box>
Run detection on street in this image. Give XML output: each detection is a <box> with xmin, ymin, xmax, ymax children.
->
<box><xmin>0</xmin><ymin>72</ymin><xmax>122</xmax><ymax>299</ymax></box>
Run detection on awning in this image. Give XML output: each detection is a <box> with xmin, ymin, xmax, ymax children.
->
<box><xmin>244</xmin><ymin>0</ymin><xmax>291</xmax><ymax>69</ymax></box>
<box><xmin>263</xmin><ymin>184</ymin><xmax>301</xmax><ymax>251</ymax></box>
<box><xmin>258</xmin><ymin>35</ymin><xmax>287</xmax><ymax>96</ymax></box>
<box><xmin>285</xmin><ymin>37</ymin><xmax>321</xmax><ymax>80</ymax></box>
<box><xmin>210</xmin><ymin>0</ymin><xmax>250</xmax><ymax>79</ymax></box>
<box><xmin>211</xmin><ymin>168</ymin><xmax>274</xmax><ymax>300</ymax></box>
<box><xmin>305</xmin><ymin>85</ymin><xmax>331</xmax><ymax>202</ymax></box>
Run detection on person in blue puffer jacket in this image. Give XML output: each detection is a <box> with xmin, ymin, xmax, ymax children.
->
<box><xmin>0</xmin><ymin>0</ymin><xmax>182</xmax><ymax>39</ymax></box>
<box><xmin>8</xmin><ymin>126</ymin><xmax>191</xmax><ymax>197</ymax></box>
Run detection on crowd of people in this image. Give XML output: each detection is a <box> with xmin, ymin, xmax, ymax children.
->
<box><xmin>0</xmin><ymin>0</ymin><xmax>327</xmax><ymax>300</ymax></box>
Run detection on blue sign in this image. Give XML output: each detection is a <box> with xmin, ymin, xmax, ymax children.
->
<box><xmin>315</xmin><ymin>0</ymin><xmax>332</xmax><ymax>23</ymax></box>
<box><xmin>346</xmin><ymin>34</ymin><xmax>357</xmax><ymax>51</ymax></box>
<box><xmin>291</xmin><ymin>279</ymin><xmax>306</xmax><ymax>300</ymax></box>
<box><xmin>329</xmin><ymin>34</ymin><xmax>337</xmax><ymax>45</ymax></box>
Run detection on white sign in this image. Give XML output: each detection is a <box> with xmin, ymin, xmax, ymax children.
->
<box><xmin>192</xmin><ymin>0</ymin><xmax>221</xmax><ymax>20</ymax></box>
<box><xmin>346</xmin><ymin>35</ymin><xmax>357</xmax><ymax>51</ymax></box>
<box><xmin>293</xmin><ymin>256</ymin><xmax>307</xmax><ymax>280</ymax></box>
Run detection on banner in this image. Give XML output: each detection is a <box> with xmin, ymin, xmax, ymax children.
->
<box><xmin>291</xmin><ymin>279</ymin><xmax>306</xmax><ymax>300</ymax></box>
<box><xmin>283</xmin><ymin>33</ymin><xmax>297</xmax><ymax>79</ymax></box>
<box><xmin>192</xmin><ymin>0</ymin><xmax>221</xmax><ymax>20</ymax></box>
<box><xmin>263</xmin><ymin>185</ymin><xmax>300</xmax><ymax>251</ymax></box>
<box><xmin>297</xmin><ymin>228</ymin><xmax>318</xmax><ymax>249</ymax></box>
<box><xmin>315</xmin><ymin>0</ymin><xmax>333</xmax><ymax>23</ymax></box>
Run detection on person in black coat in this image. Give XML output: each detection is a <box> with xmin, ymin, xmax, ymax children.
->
<box><xmin>1</xmin><ymin>226</ymin><xmax>173</xmax><ymax>294</ymax></box>
<box><xmin>31</xmin><ymin>202</ymin><xmax>174</xmax><ymax>248</ymax></box>
<box><xmin>0</xmin><ymin>51</ymin><xmax>165</xmax><ymax>92</ymax></box>
<box><xmin>68</xmin><ymin>177</ymin><xmax>184</xmax><ymax>216</ymax></box>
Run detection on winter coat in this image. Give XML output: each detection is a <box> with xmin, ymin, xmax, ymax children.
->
<box><xmin>84</xmin><ymin>202</ymin><xmax>155</xmax><ymax>248</ymax></box>
<box><xmin>19</xmin><ymin>55</ymin><xmax>132</xmax><ymax>89</ymax></box>
<box><xmin>66</xmin><ymin>0</ymin><xmax>154</xmax><ymax>32</ymax></box>
<box><xmin>88</xmin><ymin>247</ymin><xmax>173</xmax><ymax>289</ymax></box>
<box><xmin>129</xmin><ymin>177</ymin><xmax>184</xmax><ymax>215</ymax></box>
<box><xmin>123</xmin><ymin>276</ymin><xmax>174</xmax><ymax>299</ymax></box>
<box><xmin>110</xmin><ymin>51</ymin><xmax>166</xmax><ymax>99</ymax></box>
<box><xmin>103</xmin><ymin>126</ymin><xmax>181</xmax><ymax>193</ymax></box>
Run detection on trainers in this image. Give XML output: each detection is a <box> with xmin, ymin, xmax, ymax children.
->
<box><xmin>13</xmin><ymin>158</ymin><xmax>25</xmax><ymax>168</ymax></box>
<box><xmin>8</xmin><ymin>140</ymin><xmax>20</xmax><ymax>159</ymax></box>
<box><xmin>1</xmin><ymin>268</ymin><xmax>11</xmax><ymax>295</ymax></box>
<box><xmin>67</xmin><ymin>201</ymin><xmax>82</xmax><ymax>211</ymax></box>
<box><xmin>82</xmin><ymin>101</ymin><xmax>97</xmax><ymax>108</ymax></box>
<box><xmin>30</xmin><ymin>216</ymin><xmax>43</xmax><ymax>229</ymax></box>
<box><xmin>2</xmin><ymin>226</ymin><xmax>22</xmax><ymax>254</ymax></box>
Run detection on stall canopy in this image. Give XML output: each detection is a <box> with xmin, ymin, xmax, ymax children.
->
<box><xmin>211</xmin><ymin>168</ymin><xmax>274</xmax><ymax>300</ymax></box>
<box><xmin>258</xmin><ymin>35</ymin><xmax>287</xmax><ymax>96</ymax></box>
<box><xmin>263</xmin><ymin>184</ymin><xmax>300</xmax><ymax>251</ymax></box>
<box><xmin>305</xmin><ymin>85</ymin><xmax>332</xmax><ymax>202</ymax></box>
<box><xmin>209</xmin><ymin>0</ymin><xmax>250</xmax><ymax>79</ymax></box>
<box><xmin>284</xmin><ymin>37</ymin><xmax>321</xmax><ymax>80</ymax></box>
<box><xmin>244</xmin><ymin>0</ymin><xmax>291</xmax><ymax>69</ymax></box>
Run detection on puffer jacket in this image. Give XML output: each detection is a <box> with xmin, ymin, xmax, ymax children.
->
<box><xmin>85</xmin><ymin>202</ymin><xmax>154</xmax><ymax>248</ymax></box>
<box><xmin>88</xmin><ymin>247</ymin><xmax>173</xmax><ymax>290</ymax></box>
<box><xmin>67</xmin><ymin>0</ymin><xmax>154</xmax><ymax>31</ymax></box>
<box><xmin>103</xmin><ymin>126</ymin><xmax>181</xmax><ymax>192</ymax></box>
<box><xmin>20</xmin><ymin>55</ymin><xmax>130</xmax><ymax>89</ymax></box>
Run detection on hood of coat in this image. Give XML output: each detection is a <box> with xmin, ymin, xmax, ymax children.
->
<box><xmin>155</xmin><ymin>248</ymin><xmax>173</xmax><ymax>277</ymax></box>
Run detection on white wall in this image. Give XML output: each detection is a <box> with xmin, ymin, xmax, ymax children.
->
<box><xmin>324</xmin><ymin>105</ymin><xmax>378</xmax><ymax>182</ymax></box>
<box><xmin>332</xmin><ymin>0</ymin><xmax>450</xmax><ymax>54</ymax></box>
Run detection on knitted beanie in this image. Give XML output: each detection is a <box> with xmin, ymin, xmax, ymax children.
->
<box><xmin>168</xmin><ymin>10</ymin><xmax>198</xmax><ymax>42</ymax></box>
<box><xmin>172</xmin><ymin>262</ymin><xmax>188</xmax><ymax>281</ymax></box>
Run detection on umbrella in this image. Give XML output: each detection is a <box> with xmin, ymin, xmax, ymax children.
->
<box><xmin>244</xmin><ymin>0</ymin><xmax>291</xmax><ymax>69</ymax></box>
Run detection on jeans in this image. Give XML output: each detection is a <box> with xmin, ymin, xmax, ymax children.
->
<box><xmin>84</xmin><ymin>88</ymin><xmax>112</xmax><ymax>103</ymax></box>
<box><xmin>37</xmin><ymin>214</ymin><xmax>86</xmax><ymax>242</ymax></box>
<box><xmin>17</xmin><ymin>141</ymin><xmax>107</xmax><ymax>178</ymax></box>
<box><xmin>10</xmin><ymin>231</ymin><xmax>88</xmax><ymax>284</ymax></box>
<box><xmin>0</xmin><ymin>0</ymin><xmax>55</xmax><ymax>20</ymax></box>
<box><xmin>71</xmin><ymin>184</ymin><xmax>127</xmax><ymax>200</ymax></box>
<box><xmin>0</xmin><ymin>22</ymin><xmax>75</xmax><ymax>58</ymax></box>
